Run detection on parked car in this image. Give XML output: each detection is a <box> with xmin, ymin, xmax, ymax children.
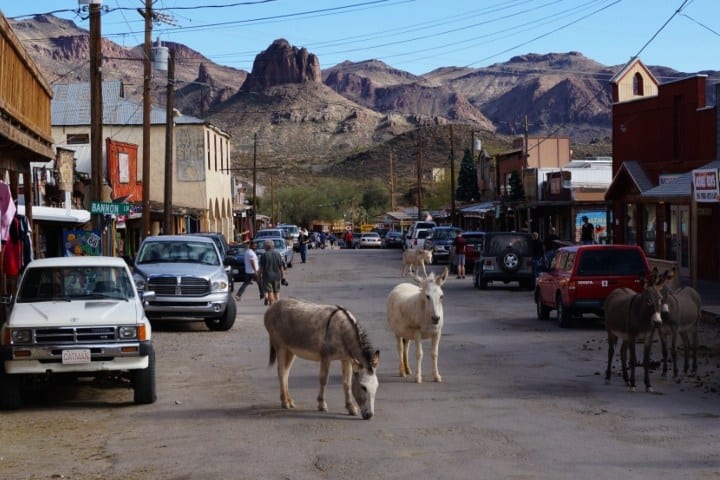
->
<box><xmin>133</xmin><ymin>235</ymin><xmax>236</xmax><ymax>331</ymax></box>
<box><xmin>383</xmin><ymin>231</ymin><xmax>404</xmax><ymax>249</ymax></box>
<box><xmin>277</xmin><ymin>224</ymin><xmax>300</xmax><ymax>246</ymax></box>
<box><xmin>358</xmin><ymin>232</ymin><xmax>382</xmax><ymax>248</ymax></box>
<box><xmin>405</xmin><ymin>228</ymin><xmax>432</xmax><ymax>251</ymax></box>
<box><xmin>535</xmin><ymin>244</ymin><xmax>651</xmax><ymax>327</ymax></box>
<box><xmin>452</xmin><ymin>231</ymin><xmax>485</xmax><ymax>274</ymax></box>
<box><xmin>256</xmin><ymin>236</ymin><xmax>294</xmax><ymax>268</ymax></box>
<box><xmin>225</xmin><ymin>244</ymin><xmax>248</xmax><ymax>282</ymax></box>
<box><xmin>403</xmin><ymin>221</ymin><xmax>436</xmax><ymax>250</ymax></box>
<box><xmin>424</xmin><ymin>226</ymin><xmax>463</xmax><ymax>264</ymax></box>
<box><xmin>473</xmin><ymin>232</ymin><xmax>535</xmax><ymax>291</ymax></box>
<box><xmin>0</xmin><ymin>256</ymin><xmax>156</xmax><ymax>409</ymax></box>
<box><xmin>254</xmin><ymin>228</ymin><xmax>285</xmax><ymax>241</ymax></box>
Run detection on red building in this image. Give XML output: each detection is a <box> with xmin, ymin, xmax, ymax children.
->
<box><xmin>606</xmin><ymin>58</ymin><xmax>719</xmax><ymax>281</ymax></box>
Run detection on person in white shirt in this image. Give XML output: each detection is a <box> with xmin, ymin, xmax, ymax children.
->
<box><xmin>234</xmin><ymin>241</ymin><xmax>263</xmax><ymax>301</ymax></box>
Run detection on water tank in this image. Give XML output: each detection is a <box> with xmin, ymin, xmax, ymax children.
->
<box><xmin>152</xmin><ymin>39</ymin><xmax>169</xmax><ymax>72</ymax></box>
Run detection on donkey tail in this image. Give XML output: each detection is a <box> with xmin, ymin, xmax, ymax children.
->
<box><xmin>268</xmin><ymin>340</ymin><xmax>277</xmax><ymax>366</ymax></box>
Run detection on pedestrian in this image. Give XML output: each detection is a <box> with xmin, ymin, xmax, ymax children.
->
<box><xmin>319</xmin><ymin>231</ymin><xmax>327</xmax><ymax>249</ymax></box>
<box><xmin>532</xmin><ymin>232</ymin><xmax>544</xmax><ymax>276</ymax></box>
<box><xmin>344</xmin><ymin>230</ymin><xmax>353</xmax><ymax>249</ymax></box>
<box><xmin>258</xmin><ymin>239</ymin><xmax>287</xmax><ymax>306</ymax></box>
<box><xmin>452</xmin><ymin>231</ymin><xmax>468</xmax><ymax>279</ymax></box>
<box><xmin>298</xmin><ymin>228</ymin><xmax>309</xmax><ymax>263</ymax></box>
<box><xmin>234</xmin><ymin>240</ymin><xmax>263</xmax><ymax>302</ymax></box>
<box><xmin>544</xmin><ymin>227</ymin><xmax>559</xmax><ymax>267</ymax></box>
<box><xmin>581</xmin><ymin>215</ymin><xmax>594</xmax><ymax>245</ymax></box>
<box><xmin>329</xmin><ymin>232</ymin><xmax>336</xmax><ymax>249</ymax></box>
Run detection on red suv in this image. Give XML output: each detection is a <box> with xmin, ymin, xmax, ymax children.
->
<box><xmin>535</xmin><ymin>244</ymin><xmax>651</xmax><ymax>327</ymax></box>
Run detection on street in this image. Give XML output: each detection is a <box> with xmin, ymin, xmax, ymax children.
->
<box><xmin>1</xmin><ymin>247</ymin><xmax>720</xmax><ymax>480</ymax></box>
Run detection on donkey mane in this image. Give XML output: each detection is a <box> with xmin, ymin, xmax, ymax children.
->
<box><xmin>333</xmin><ymin>305</ymin><xmax>376</xmax><ymax>369</ymax></box>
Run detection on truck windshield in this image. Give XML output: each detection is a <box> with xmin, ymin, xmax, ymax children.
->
<box><xmin>16</xmin><ymin>266</ymin><xmax>133</xmax><ymax>302</ymax></box>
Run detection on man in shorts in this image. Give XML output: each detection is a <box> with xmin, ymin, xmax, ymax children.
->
<box><xmin>258</xmin><ymin>239</ymin><xmax>287</xmax><ymax>306</ymax></box>
<box><xmin>452</xmin><ymin>231</ymin><xmax>468</xmax><ymax>279</ymax></box>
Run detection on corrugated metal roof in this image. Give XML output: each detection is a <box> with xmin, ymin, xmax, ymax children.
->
<box><xmin>51</xmin><ymin>80</ymin><xmax>205</xmax><ymax>126</ymax></box>
<box><xmin>620</xmin><ymin>161</ymin><xmax>654</xmax><ymax>192</ymax></box>
<box><xmin>643</xmin><ymin>160</ymin><xmax>720</xmax><ymax>198</ymax></box>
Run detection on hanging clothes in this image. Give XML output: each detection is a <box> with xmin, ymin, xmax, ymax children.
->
<box><xmin>0</xmin><ymin>181</ymin><xmax>16</xmax><ymax>244</ymax></box>
<box><xmin>16</xmin><ymin>214</ymin><xmax>33</xmax><ymax>272</ymax></box>
<box><xmin>2</xmin><ymin>216</ymin><xmax>22</xmax><ymax>277</ymax></box>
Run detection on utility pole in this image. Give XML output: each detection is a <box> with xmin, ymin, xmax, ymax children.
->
<box><xmin>89</xmin><ymin>0</ymin><xmax>103</xmax><ymax>233</ymax></box>
<box><xmin>449</xmin><ymin>125</ymin><xmax>456</xmax><ymax>226</ymax></box>
<box><xmin>140</xmin><ymin>0</ymin><xmax>153</xmax><ymax>238</ymax></box>
<box><xmin>389</xmin><ymin>150</ymin><xmax>395</xmax><ymax>211</ymax></box>
<box><xmin>163</xmin><ymin>47</ymin><xmax>175</xmax><ymax>234</ymax></box>
<box><xmin>252</xmin><ymin>132</ymin><xmax>257</xmax><ymax>234</ymax></box>
<box><xmin>416</xmin><ymin>129</ymin><xmax>423</xmax><ymax>221</ymax></box>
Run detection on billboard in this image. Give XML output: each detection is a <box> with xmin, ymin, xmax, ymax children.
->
<box><xmin>574</xmin><ymin>211</ymin><xmax>607</xmax><ymax>244</ymax></box>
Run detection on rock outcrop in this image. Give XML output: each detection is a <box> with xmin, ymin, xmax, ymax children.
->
<box><xmin>240</xmin><ymin>39</ymin><xmax>321</xmax><ymax>91</ymax></box>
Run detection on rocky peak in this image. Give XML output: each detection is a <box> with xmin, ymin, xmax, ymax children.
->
<box><xmin>240</xmin><ymin>39</ymin><xmax>321</xmax><ymax>91</ymax></box>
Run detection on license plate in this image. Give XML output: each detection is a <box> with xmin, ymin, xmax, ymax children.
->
<box><xmin>62</xmin><ymin>349</ymin><xmax>91</xmax><ymax>364</ymax></box>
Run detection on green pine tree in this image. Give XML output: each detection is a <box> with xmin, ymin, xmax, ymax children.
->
<box><xmin>456</xmin><ymin>148</ymin><xmax>480</xmax><ymax>202</ymax></box>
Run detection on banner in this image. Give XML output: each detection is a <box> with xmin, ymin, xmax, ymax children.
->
<box><xmin>692</xmin><ymin>168</ymin><xmax>719</xmax><ymax>203</ymax></box>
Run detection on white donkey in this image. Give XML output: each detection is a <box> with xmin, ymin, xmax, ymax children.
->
<box><xmin>386</xmin><ymin>268</ymin><xmax>448</xmax><ymax>383</ymax></box>
<box><xmin>401</xmin><ymin>248</ymin><xmax>432</xmax><ymax>277</ymax></box>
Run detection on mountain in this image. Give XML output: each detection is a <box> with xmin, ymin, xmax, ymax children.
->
<box><xmin>9</xmin><ymin>14</ymin><xmax>719</xmax><ymax>191</ymax></box>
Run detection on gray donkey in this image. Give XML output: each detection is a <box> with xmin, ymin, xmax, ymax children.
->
<box><xmin>658</xmin><ymin>268</ymin><xmax>702</xmax><ymax>379</ymax></box>
<box><xmin>603</xmin><ymin>269</ymin><xmax>670</xmax><ymax>392</ymax></box>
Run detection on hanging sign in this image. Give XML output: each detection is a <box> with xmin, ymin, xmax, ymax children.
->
<box><xmin>692</xmin><ymin>168</ymin><xmax>719</xmax><ymax>203</ymax></box>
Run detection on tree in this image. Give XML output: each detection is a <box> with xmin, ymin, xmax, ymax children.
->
<box><xmin>456</xmin><ymin>148</ymin><xmax>479</xmax><ymax>202</ymax></box>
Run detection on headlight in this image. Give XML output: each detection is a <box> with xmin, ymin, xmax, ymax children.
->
<box><xmin>211</xmin><ymin>278</ymin><xmax>229</xmax><ymax>291</ymax></box>
<box><xmin>133</xmin><ymin>275</ymin><xmax>146</xmax><ymax>291</ymax></box>
<box><xmin>118</xmin><ymin>326</ymin><xmax>138</xmax><ymax>339</ymax></box>
<box><xmin>11</xmin><ymin>329</ymin><xmax>32</xmax><ymax>344</ymax></box>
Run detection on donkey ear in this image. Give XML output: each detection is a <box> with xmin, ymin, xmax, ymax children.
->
<box><xmin>436</xmin><ymin>267</ymin><xmax>449</xmax><ymax>285</ymax></box>
<box><xmin>371</xmin><ymin>350</ymin><xmax>380</xmax><ymax>368</ymax></box>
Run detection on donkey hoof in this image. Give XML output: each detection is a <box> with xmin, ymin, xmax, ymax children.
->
<box><xmin>629</xmin><ymin>386</ymin><xmax>636</xmax><ymax>392</ymax></box>
<box><xmin>433</xmin><ymin>375</ymin><xmax>442</xmax><ymax>383</ymax></box>
<box><xmin>415</xmin><ymin>376</ymin><xmax>423</xmax><ymax>384</ymax></box>
<box><xmin>347</xmin><ymin>405</ymin><xmax>359</xmax><ymax>416</ymax></box>
<box><xmin>318</xmin><ymin>402</ymin><xmax>328</xmax><ymax>412</ymax></box>
<box><xmin>646</xmin><ymin>387</ymin><xmax>654</xmax><ymax>393</ymax></box>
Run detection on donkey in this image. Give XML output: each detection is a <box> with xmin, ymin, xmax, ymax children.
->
<box><xmin>386</xmin><ymin>268</ymin><xmax>448</xmax><ymax>383</ymax></box>
<box><xmin>658</xmin><ymin>268</ymin><xmax>702</xmax><ymax>379</ymax></box>
<box><xmin>402</xmin><ymin>248</ymin><xmax>432</xmax><ymax>277</ymax></box>
<box><xmin>264</xmin><ymin>298</ymin><xmax>380</xmax><ymax>419</ymax></box>
<box><xmin>603</xmin><ymin>269</ymin><xmax>669</xmax><ymax>392</ymax></box>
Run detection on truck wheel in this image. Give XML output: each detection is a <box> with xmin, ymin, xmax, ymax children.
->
<box><xmin>205</xmin><ymin>295</ymin><xmax>236</xmax><ymax>331</ymax></box>
<box><xmin>0</xmin><ymin>369</ymin><xmax>23</xmax><ymax>410</ymax></box>
<box><xmin>535</xmin><ymin>291</ymin><xmax>550</xmax><ymax>321</ymax></box>
<box><xmin>133</xmin><ymin>350</ymin><xmax>157</xmax><ymax>405</ymax></box>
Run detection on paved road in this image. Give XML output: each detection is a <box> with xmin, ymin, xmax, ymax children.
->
<box><xmin>1</xmin><ymin>247</ymin><xmax>719</xmax><ymax>479</ymax></box>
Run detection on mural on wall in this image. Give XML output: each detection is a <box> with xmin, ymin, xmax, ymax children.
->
<box><xmin>64</xmin><ymin>229</ymin><xmax>102</xmax><ymax>256</ymax></box>
<box><xmin>574</xmin><ymin>211</ymin><xmax>607</xmax><ymax>244</ymax></box>
<box><xmin>175</xmin><ymin>128</ymin><xmax>205</xmax><ymax>182</ymax></box>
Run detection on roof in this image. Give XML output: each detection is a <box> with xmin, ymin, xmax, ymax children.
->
<box><xmin>18</xmin><ymin>205</ymin><xmax>91</xmax><ymax>224</ymax></box>
<box><xmin>605</xmin><ymin>161</ymin><xmax>654</xmax><ymax>200</ymax></box>
<box><xmin>460</xmin><ymin>201</ymin><xmax>498</xmax><ymax>213</ymax></box>
<box><xmin>51</xmin><ymin>80</ymin><xmax>205</xmax><ymax>126</ymax></box>
<box><xmin>643</xmin><ymin>160</ymin><xmax>720</xmax><ymax>198</ymax></box>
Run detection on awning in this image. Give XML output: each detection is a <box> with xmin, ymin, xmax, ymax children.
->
<box><xmin>18</xmin><ymin>205</ymin><xmax>91</xmax><ymax>224</ymax></box>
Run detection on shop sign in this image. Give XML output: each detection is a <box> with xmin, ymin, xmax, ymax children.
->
<box><xmin>692</xmin><ymin>169</ymin><xmax>719</xmax><ymax>203</ymax></box>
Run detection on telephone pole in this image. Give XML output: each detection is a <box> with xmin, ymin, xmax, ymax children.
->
<box><xmin>416</xmin><ymin>129</ymin><xmax>423</xmax><ymax>221</ymax></box>
<box><xmin>89</xmin><ymin>0</ymin><xmax>103</xmax><ymax>233</ymax></box>
<box><xmin>140</xmin><ymin>0</ymin><xmax>153</xmax><ymax>238</ymax></box>
<box><xmin>449</xmin><ymin>125</ymin><xmax>456</xmax><ymax>226</ymax></box>
<box><xmin>163</xmin><ymin>47</ymin><xmax>175</xmax><ymax>234</ymax></box>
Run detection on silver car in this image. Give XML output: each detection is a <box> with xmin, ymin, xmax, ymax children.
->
<box><xmin>256</xmin><ymin>237</ymin><xmax>294</xmax><ymax>268</ymax></box>
<box><xmin>133</xmin><ymin>235</ymin><xmax>236</xmax><ymax>331</ymax></box>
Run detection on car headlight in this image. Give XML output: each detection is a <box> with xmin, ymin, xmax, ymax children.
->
<box><xmin>211</xmin><ymin>277</ymin><xmax>229</xmax><ymax>291</ymax></box>
<box><xmin>11</xmin><ymin>329</ymin><xmax>33</xmax><ymax>344</ymax></box>
<box><xmin>133</xmin><ymin>275</ymin><xmax>146</xmax><ymax>291</ymax></box>
<box><xmin>118</xmin><ymin>326</ymin><xmax>138</xmax><ymax>339</ymax></box>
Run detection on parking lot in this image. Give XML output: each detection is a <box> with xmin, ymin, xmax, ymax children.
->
<box><xmin>1</xmin><ymin>247</ymin><xmax>719</xmax><ymax>479</ymax></box>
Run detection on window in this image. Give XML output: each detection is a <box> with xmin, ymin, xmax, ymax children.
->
<box><xmin>633</xmin><ymin>72</ymin><xmax>644</xmax><ymax>96</ymax></box>
<box><xmin>66</xmin><ymin>133</ymin><xmax>89</xmax><ymax>144</ymax></box>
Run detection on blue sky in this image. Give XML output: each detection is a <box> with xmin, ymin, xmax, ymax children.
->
<box><xmin>2</xmin><ymin>0</ymin><xmax>718</xmax><ymax>76</ymax></box>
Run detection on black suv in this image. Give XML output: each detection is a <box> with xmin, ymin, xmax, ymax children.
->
<box><xmin>473</xmin><ymin>232</ymin><xmax>535</xmax><ymax>290</ymax></box>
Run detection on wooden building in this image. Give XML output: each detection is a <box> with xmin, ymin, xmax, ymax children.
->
<box><xmin>606</xmin><ymin>58</ymin><xmax>719</xmax><ymax>281</ymax></box>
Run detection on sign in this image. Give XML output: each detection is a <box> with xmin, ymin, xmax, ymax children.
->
<box><xmin>692</xmin><ymin>169</ymin><xmax>719</xmax><ymax>203</ymax></box>
<box><xmin>64</xmin><ymin>229</ymin><xmax>102</xmax><ymax>256</ymax></box>
<box><xmin>574</xmin><ymin>211</ymin><xmax>607</xmax><ymax>244</ymax></box>
<box><xmin>91</xmin><ymin>201</ymin><xmax>130</xmax><ymax>215</ymax></box>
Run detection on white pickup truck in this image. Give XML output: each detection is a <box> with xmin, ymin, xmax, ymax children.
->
<box><xmin>0</xmin><ymin>256</ymin><xmax>156</xmax><ymax>409</ymax></box>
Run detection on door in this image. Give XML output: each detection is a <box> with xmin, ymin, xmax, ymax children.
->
<box><xmin>668</xmin><ymin>205</ymin><xmax>690</xmax><ymax>277</ymax></box>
